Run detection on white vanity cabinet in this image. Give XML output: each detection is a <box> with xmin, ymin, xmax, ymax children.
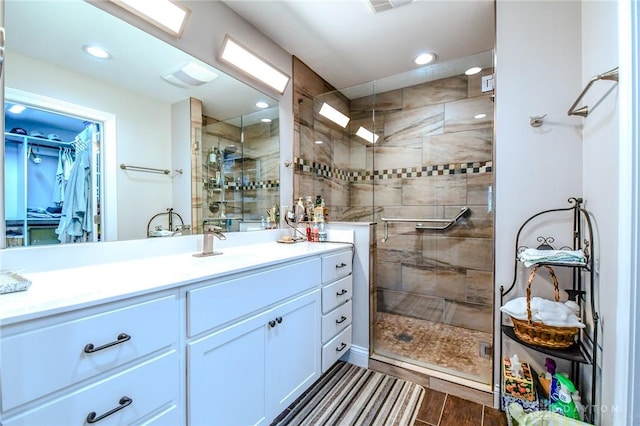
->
<box><xmin>0</xmin><ymin>242</ymin><xmax>355</xmax><ymax>426</ymax></box>
<box><xmin>0</xmin><ymin>291</ymin><xmax>181</xmax><ymax>425</ymax></box>
<box><xmin>185</xmin><ymin>259</ymin><xmax>322</xmax><ymax>425</ymax></box>
<box><xmin>320</xmin><ymin>249</ymin><xmax>353</xmax><ymax>372</ymax></box>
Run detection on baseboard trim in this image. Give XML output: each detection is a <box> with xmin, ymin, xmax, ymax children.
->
<box><xmin>342</xmin><ymin>345</ymin><xmax>369</xmax><ymax>369</ymax></box>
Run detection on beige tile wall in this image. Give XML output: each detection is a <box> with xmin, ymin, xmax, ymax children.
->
<box><xmin>292</xmin><ymin>58</ymin><xmax>495</xmax><ymax>334</ymax></box>
<box><xmin>196</xmin><ymin>116</ymin><xmax>279</xmax><ymax>231</ymax></box>
<box><xmin>369</xmin><ymin>71</ymin><xmax>494</xmax><ymax>334</ymax></box>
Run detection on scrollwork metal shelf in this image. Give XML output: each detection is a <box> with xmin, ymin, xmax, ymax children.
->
<box><xmin>498</xmin><ymin>197</ymin><xmax>599</xmax><ymax>423</ymax></box>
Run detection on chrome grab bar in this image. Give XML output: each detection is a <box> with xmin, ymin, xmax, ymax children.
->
<box><xmin>380</xmin><ymin>207</ymin><xmax>470</xmax><ymax>242</ymax></box>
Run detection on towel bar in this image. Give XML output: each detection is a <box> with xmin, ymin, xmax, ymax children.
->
<box><xmin>380</xmin><ymin>207</ymin><xmax>470</xmax><ymax>242</ymax></box>
<box><xmin>120</xmin><ymin>164</ymin><xmax>183</xmax><ymax>175</ymax></box>
<box><xmin>567</xmin><ymin>66</ymin><xmax>618</xmax><ymax>117</ymax></box>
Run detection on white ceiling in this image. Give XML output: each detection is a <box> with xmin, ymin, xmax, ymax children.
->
<box><xmin>5</xmin><ymin>0</ymin><xmax>495</xmax><ymax>130</ymax></box>
<box><xmin>223</xmin><ymin>0</ymin><xmax>496</xmax><ymax>91</ymax></box>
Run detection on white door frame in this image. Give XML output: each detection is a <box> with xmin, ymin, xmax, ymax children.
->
<box><xmin>4</xmin><ymin>88</ymin><xmax>118</xmax><ymax>242</ymax></box>
<box><xmin>616</xmin><ymin>0</ymin><xmax>639</xmax><ymax>423</ymax></box>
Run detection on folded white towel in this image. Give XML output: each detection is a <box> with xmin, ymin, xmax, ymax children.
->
<box><xmin>500</xmin><ymin>296</ymin><xmax>585</xmax><ymax>328</ymax></box>
<box><xmin>518</xmin><ymin>248</ymin><xmax>586</xmax><ymax>267</ymax></box>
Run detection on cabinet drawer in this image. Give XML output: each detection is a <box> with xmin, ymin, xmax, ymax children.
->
<box><xmin>321</xmin><ymin>251</ymin><xmax>352</xmax><ymax>284</ymax></box>
<box><xmin>187</xmin><ymin>258</ymin><xmax>320</xmax><ymax>337</ymax></box>
<box><xmin>321</xmin><ymin>300</ymin><xmax>352</xmax><ymax>344</ymax></box>
<box><xmin>1</xmin><ymin>294</ymin><xmax>178</xmax><ymax>411</ymax></box>
<box><xmin>321</xmin><ymin>275</ymin><xmax>352</xmax><ymax>313</ymax></box>
<box><xmin>321</xmin><ymin>325</ymin><xmax>352</xmax><ymax>373</ymax></box>
<box><xmin>2</xmin><ymin>351</ymin><xmax>179</xmax><ymax>426</ymax></box>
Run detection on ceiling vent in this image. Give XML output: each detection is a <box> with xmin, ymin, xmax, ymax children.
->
<box><xmin>366</xmin><ymin>0</ymin><xmax>414</xmax><ymax>13</ymax></box>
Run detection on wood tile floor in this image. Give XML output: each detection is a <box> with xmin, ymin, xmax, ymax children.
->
<box><xmin>415</xmin><ymin>387</ymin><xmax>508</xmax><ymax>426</ymax></box>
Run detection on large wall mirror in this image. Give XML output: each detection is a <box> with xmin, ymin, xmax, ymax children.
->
<box><xmin>2</xmin><ymin>0</ymin><xmax>280</xmax><ymax>249</ymax></box>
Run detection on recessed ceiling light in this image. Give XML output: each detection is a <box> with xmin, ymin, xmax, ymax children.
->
<box><xmin>474</xmin><ymin>113</ymin><xmax>487</xmax><ymax>119</ymax></box>
<box><xmin>82</xmin><ymin>45</ymin><xmax>111</xmax><ymax>59</ymax></box>
<box><xmin>261</xmin><ymin>118</ymin><xmax>272</xmax><ymax>123</ymax></box>
<box><xmin>414</xmin><ymin>53</ymin><xmax>436</xmax><ymax>66</ymax></box>
<box><xmin>108</xmin><ymin>0</ymin><xmax>190</xmax><ymax>37</ymax></box>
<box><xmin>220</xmin><ymin>36</ymin><xmax>290</xmax><ymax>94</ymax></box>
<box><xmin>8</xmin><ymin>104</ymin><xmax>26</xmax><ymax>114</ymax></box>
<box><xmin>315</xmin><ymin>140</ymin><xmax>323</xmax><ymax>145</ymax></box>
<box><xmin>256</xmin><ymin>101</ymin><xmax>269</xmax><ymax>109</ymax></box>
<box><xmin>465</xmin><ymin>67</ymin><xmax>482</xmax><ymax>76</ymax></box>
<box><xmin>319</xmin><ymin>103</ymin><xmax>350</xmax><ymax>128</ymax></box>
<box><xmin>356</xmin><ymin>126</ymin><xmax>379</xmax><ymax>144</ymax></box>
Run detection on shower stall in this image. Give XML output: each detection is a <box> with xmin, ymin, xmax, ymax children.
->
<box><xmin>294</xmin><ymin>51</ymin><xmax>495</xmax><ymax>387</ymax></box>
<box><xmin>193</xmin><ymin>106</ymin><xmax>280</xmax><ymax>233</ymax></box>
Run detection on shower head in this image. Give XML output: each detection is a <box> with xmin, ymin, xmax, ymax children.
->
<box><xmin>223</xmin><ymin>145</ymin><xmax>238</xmax><ymax>155</ymax></box>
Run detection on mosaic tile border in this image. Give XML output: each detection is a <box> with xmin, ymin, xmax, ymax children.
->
<box><xmin>294</xmin><ymin>157</ymin><xmax>350</xmax><ymax>180</ymax></box>
<box><xmin>294</xmin><ymin>157</ymin><xmax>492</xmax><ymax>182</ymax></box>
<box><xmin>213</xmin><ymin>180</ymin><xmax>280</xmax><ymax>191</ymax></box>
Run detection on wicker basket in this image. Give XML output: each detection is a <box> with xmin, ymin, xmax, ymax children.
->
<box><xmin>511</xmin><ymin>265</ymin><xmax>579</xmax><ymax>349</ymax></box>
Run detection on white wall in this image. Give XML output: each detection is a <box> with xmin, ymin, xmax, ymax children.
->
<box><xmin>494</xmin><ymin>0</ymin><xmax>583</xmax><ymax>391</ymax></box>
<box><xmin>497</xmin><ymin>1</ymin><xmax>635</xmax><ymax>423</ymax></box>
<box><xmin>581</xmin><ymin>1</ymin><xmax>629</xmax><ymax>424</ymax></box>
<box><xmin>5</xmin><ymin>52</ymin><xmax>174</xmax><ymax>241</ymax></box>
<box><xmin>171</xmin><ymin>99</ymin><xmax>194</xmax><ymax>226</ymax></box>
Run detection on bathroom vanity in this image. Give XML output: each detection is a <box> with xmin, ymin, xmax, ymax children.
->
<box><xmin>0</xmin><ymin>241</ymin><xmax>353</xmax><ymax>425</ymax></box>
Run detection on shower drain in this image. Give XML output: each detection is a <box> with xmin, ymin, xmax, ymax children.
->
<box><xmin>396</xmin><ymin>333</ymin><xmax>413</xmax><ymax>342</ymax></box>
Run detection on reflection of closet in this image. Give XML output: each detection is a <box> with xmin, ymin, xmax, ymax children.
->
<box><xmin>4</xmin><ymin>106</ymin><xmax>99</xmax><ymax>247</ymax></box>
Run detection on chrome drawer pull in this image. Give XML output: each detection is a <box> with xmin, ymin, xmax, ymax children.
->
<box><xmin>336</xmin><ymin>316</ymin><xmax>347</xmax><ymax>324</ymax></box>
<box><xmin>84</xmin><ymin>333</ymin><xmax>131</xmax><ymax>354</ymax></box>
<box><xmin>336</xmin><ymin>289</ymin><xmax>348</xmax><ymax>296</ymax></box>
<box><xmin>336</xmin><ymin>342</ymin><xmax>347</xmax><ymax>352</ymax></box>
<box><xmin>86</xmin><ymin>396</ymin><xmax>132</xmax><ymax>423</ymax></box>
<box><xmin>335</xmin><ymin>262</ymin><xmax>347</xmax><ymax>269</ymax></box>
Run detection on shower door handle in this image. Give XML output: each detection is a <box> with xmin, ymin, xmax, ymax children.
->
<box><xmin>0</xmin><ymin>27</ymin><xmax>4</xmax><ymax>79</ymax></box>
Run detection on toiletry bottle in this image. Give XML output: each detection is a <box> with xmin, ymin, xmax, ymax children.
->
<box><xmin>319</xmin><ymin>220</ymin><xmax>327</xmax><ymax>242</ymax></box>
<box><xmin>312</xmin><ymin>219</ymin><xmax>320</xmax><ymax>242</ymax></box>
<box><xmin>306</xmin><ymin>222</ymin><xmax>312</xmax><ymax>241</ymax></box>
<box><xmin>296</xmin><ymin>198</ymin><xmax>305</xmax><ymax>223</ymax></box>
<box><xmin>320</xmin><ymin>197</ymin><xmax>327</xmax><ymax>221</ymax></box>
<box><xmin>305</xmin><ymin>196</ymin><xmax>313</xmax><ymax>221</ymax></box>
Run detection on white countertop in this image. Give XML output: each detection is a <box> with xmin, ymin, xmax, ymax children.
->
<box><xmin>0</xmin><ymin>241</ymin><xmax>352</xmax><ymax>326</ymax></box>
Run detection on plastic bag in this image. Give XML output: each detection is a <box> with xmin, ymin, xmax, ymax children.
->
<box><xmin>508</xmin><ymin>403</ymin><xmax>589</xmax><ymax>426</ymax></box>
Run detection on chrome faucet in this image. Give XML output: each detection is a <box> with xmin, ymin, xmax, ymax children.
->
<box><xmin>193</xmin><ymin>223</ymin><xmax>226</xmax><ymax>257</ymax></box>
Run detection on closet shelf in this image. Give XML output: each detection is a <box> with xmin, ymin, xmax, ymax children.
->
<box><xmin>5</xmin><ymin>132</ymin><xmax>74</xmax><ymax>148</ymax></box>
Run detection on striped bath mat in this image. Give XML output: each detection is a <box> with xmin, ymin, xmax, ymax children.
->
<box><xmin>274</xmin><ymin>361</ymin><xmax>425</xmax><ymax>426</ymax></box>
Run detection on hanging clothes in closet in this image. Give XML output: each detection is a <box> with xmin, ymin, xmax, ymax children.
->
<box><xmin>55</xmin><ymin>125</ymin><xmax>94</xmax><ymax>243</ymax></box>
<box><xmin>52</xmin><ymin>147</ymin><xmax>74</xmax><ymax>205</ymax></box>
